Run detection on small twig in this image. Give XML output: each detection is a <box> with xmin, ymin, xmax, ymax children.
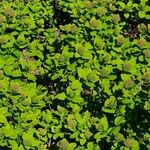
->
<box><xmin>49</xmin><ymin>104</ymin><xmax>52</xmax><ymax>110</ymax></box>
<box><xmin>47</xmin><ymin>139</ymin><xmax>51</xmax><ymax>148</ymax></box>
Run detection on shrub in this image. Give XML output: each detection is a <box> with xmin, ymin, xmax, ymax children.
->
<box><xmin>0</xmin><ymin>0</ymin><xmax>149</xmax><ymax>150</ymax></box>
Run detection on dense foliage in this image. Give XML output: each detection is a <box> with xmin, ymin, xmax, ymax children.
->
<box><xmin>0</xmin><ymin>0</ymin><xmax>150</xmax><ymax>149</ymax></box>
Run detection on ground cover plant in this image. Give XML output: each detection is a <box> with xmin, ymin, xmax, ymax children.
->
<box><xmin>0</xmin><ymin>0</ymin><xmax>150</xmax><ymax>149</ymax></box>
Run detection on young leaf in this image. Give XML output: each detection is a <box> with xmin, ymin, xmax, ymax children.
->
<box><xmin>55</xmin><ymin>92</ymin><xmax>66</xmax><ymax>100</ymax></box>
<box><xmin>138</xmin><ymin>11</ymin><xmax>145</xmax><ymax>18</ymax></box>
<box><xmin>100</xmin><ymin>115</ymin><xmax>108</xmax><ymax>131</ymax></box>
<box><xmin>71</xmin><ymin>80</ymin><xmax>82</xmax><ymax>90</ymax></box>
<box><xmin>0</xmin><ymin>114</ymin><xmax>7</xmax><ymax>124</ymax></box>
<box><xmin>114</xmin><ymin>116</ymin><xmax>125</xmax><ymax>126</ymax></box>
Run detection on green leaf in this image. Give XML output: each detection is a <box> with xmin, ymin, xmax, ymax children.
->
<box><xmin>122</xmin><ymin>98</ymin><xmax>133</xmax><ymax>104</ymax></box>
<box><xmin>117</xmin><ymin>1</ymin><xmax>125</xmax><ymax>9</ymax></box>
<box><xmin>124</xmin><ymin>13</ymin><xmax>129</xmax><ymax>18</ymax></box>
<box><xmin>43</xmin><ymin>110</ymin><xmax>52</xmax><ymax>123</ymax></box>
<box><xmin>75</xmin><ymin>113</ymin><xmax>84</xmax><ymax>125</ymax></box>
<box><xmin>101</xmin><ymin>79</ymin><xmax>111</xmax><ymax>95</ymax></box>
<box><xmin>102</xmin><ymin>108</ymin><xmax>116</xmax><ymax>113</ymax></box>
<box><xmin>80</xmin><ymin>138</ymin><xmax>86</xmax><ymax>145</ymax></box>
<box><xmin>68</xmin><ymin>143</ymin><xmax>77</xmax><ymax>149</ymax></box>
<box><xmin>22</xmin><ymin>97</ymin><xmax>31</xmax><ymax>106</ymax></box>
<box><xmin>108</xmin><ymin>75</ymin><xmax>117</xmax><ymax>80</ymax></box>
<box><xmin>70</xmin><ymin>132</ymin><xmax>79</xmax><ymax>139</ymax></box>
<box><xmin>67</xmin><ymin>114</ymin><xmax>77</xmax><ymax>129</ymax></box>
<box><xmin>51</xmin><ymin>74</ymin><xmax>61</xmax><ymax>80</ymax></box>
<box><xmin>0</xmin><ymin>56</ymin><xmax>5</xmax><ymax>69</ymax></box>
<box><xmin>82</xmin><ymin>51</ymin><xmax>93</xmax><ymax>60</ymax></box>
<box><xmin>100</xmin><ymin>115</ymin><xmax>108</xmax><ymax>131</ymax></box>
<box><xmin>11</xmin><ymin>69</ymin><xmax>22</xmax><ymax>77</ymax></box>
<box><xmin>9</xmin><ymin>140</ymin><xmax>18</xmax><ymax>150</ymax></box>
<box><xmin>0</xmin><ymin>114</ymin><xmax>7</xmax><ymax>124</ymax></box>
<box><xmin>144</xmin><ymin>102</ymin><xmax>150</xmax><ymax>110</ymax></box>
<box><xmin>58</xmin><ymin>138</ymin><xmax>69</xmax><ymax>150</ymax></box>
<box><xmin>26</xmin><ymin>15</ymin><xmax>36</xmax><ymax>29</ymax></box>
<box><xmin>57</xmin><ymin>105</ymin><xmax>66</xmax><ymax>114</ymax></box>
<box><xmin>5</xmin><ymin>57</ymin><xmax>16</xmax><ymax>65</ymax></box>
<box><xmin>114</xmin><ymin>116</ymin><xmax>125</xmax><ymax>126</ymax></box>
<box><xmin>94</xmin><ymin>132</ymin><xmax>107</xmax><ymax>142</ymax></box>
<box><xmin>70</xmin><ymin>103</ymin><xmax>81</xmax><ymax>113</ymax></box>
<box><xmin>84</xmin><ymin>130</ymin><xmax>93</xmax><ymax>139</ymax></box>
<box><xmin>71</xmin><ymin>95</ymin><xmax>84</xmax><ymax>103</ymax></box>
<box><xmin>77</xmin><ymin>67</ymin><xmax>87</xmax><ymax>80</ymax></box>
<box><xmin>94</xmin><ymin>36</ymin><xmax>105</xmax><ymax>48</ymax></box>
<box><xmin>67</xmin><ymin>87</ymin><xmax>75</xmax><ymax>98</ymax></box>
<box><xmin>55</xmin><ymin>92</ymin><xmax>66</xmax><ymax>100</ymax></box>
<box><xmin>104</xmin><ymin>96</ymin><xmax>117</xmax><ymax>108</ymax></box>
<box><xmin>138</xmin><ymin>11</ymin><xmax>145</xmax><ymax>18</ymax></box>
<box><xmin>17</xmin><ymin>33</ymin><xmax>26</xmax><ymax>43</ymax></box>
<box><xmin>0</xmin><ymin>107</ymin><xmax>8</xmax><ymax>115</ymax></box>
<box><xmin>124</xmin><ymin>139</ymin><xmax>139</xmax><ymax>149</ymax></box>
<box><xmin>71</xmin><ymin>80</ymin><xmax>82</xmax><ymax>90</ymax></box>
<box><xmin>87</xmin><ymin>72</ymin><xmax>99</xmax><ymax>83</ymax></box>
<box><xmin>3</xmin><ymin>125</ymin><xmax>18</xmax><ymax>139</ymax></box>
<box><xmin>3</xmin><ymin>65</ymin><xmax>13</xmax><ymax>76</ymax></box>
<box><xmin>138</xmin><ymin>55</ymin><xmax>144</xmax><ymax>61</ymax></box>
<box><xmin>121</xmin><ymin>74</ymin><xmax>131</xmax><ymax>81</ymax></box>
<box><xmin>32</xmin><ymin>50</ymin><xmax>44</xmax><ymax>60</ymax></box>
<box><xmin>127</xmin><ymin>1</ymin><xmax>132</xmax><ymax>7</ymax></box>
<box><xmin>22</xmin><ymin>128</ymin><xmax>40</xmax><ymax>147</ymax></box>
<box><xmin>83</xmin><ymin>111</ymin><xmax>91</xmax><ymax>123</ymax></box>
<box><xmin>87</xmin><ymin>142</ymin><xmax>94</xmax><ymax>150</ymax></box>
<box><xmin>110</xmin><ymin>126</ymin><xmax>121</xmax><ymax>135</ymax></box>
<box><xmin>24</xmin><ymin>72</ymin><xmax>36</xmax><ymax>81</ymax></box>
<box><xmin>0</xmin><ymin>35</ymin><xmax>9</xmax><ymax>44</ymax></box>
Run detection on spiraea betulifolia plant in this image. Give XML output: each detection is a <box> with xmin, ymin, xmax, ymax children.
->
<box><xmin>0</xmin><ymin>0</ymin><xmax>150</xmax><ymax>150</ymax></box>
